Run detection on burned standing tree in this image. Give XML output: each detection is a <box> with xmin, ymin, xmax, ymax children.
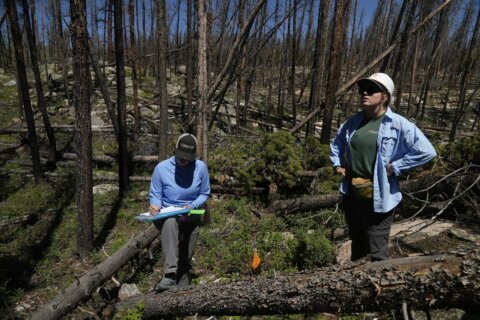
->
<box><xmin>5</xmin><ymin>0</ymin><xmax>42</xmax><ymax>182</ymax></box>
<box><xmin>21</xmin><ymin>0</ymin><xmax>57</xmax><ymax>167</ymax></box>
<box><xmin>197</xmin><ymin>0</ymin><xmax>208</xmax><ymax>162</ymax></box>
<box><xmin>320</xmin><ymin>0</ymin><xmax>347</xmax><ymax>144</ymax></box>
<box><xmin>70</xmin><ymin>0</ymin><xmax>94</xmax><ymax>257</ymax></box>
<box><xmin>156</xmin><ymin>0</ymin><xmax>169</xmax><ymax>161</ymax></box>
<box><xmin>114</xmin><ymin>0</ymin><xmax>130</xmax><ymax>193</ymax></box>
<box><xmin>449</xmin><ymin>6</ymin><xmax>480</xmax><ymax>142</ymax></box>
<box><xmin>129</xmin><ymin>0</ymin><xmax>141</xmax><ymax>140</ymax></box>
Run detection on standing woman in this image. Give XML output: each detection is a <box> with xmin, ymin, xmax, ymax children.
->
<box><xmin>330</xmin><ymin>73</ymin><xmax>436</xmax><ymax>261</ymax></box>
<box><xmin>149</xmin><ymin>133</ymin><xmax>211</xmax><ymax>291</ymax></box>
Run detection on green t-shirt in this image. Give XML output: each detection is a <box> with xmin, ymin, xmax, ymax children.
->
<box><xmin>350</xmin><ymin>113</ymin><xmax>385</xmax><ymax>179</ymax></box>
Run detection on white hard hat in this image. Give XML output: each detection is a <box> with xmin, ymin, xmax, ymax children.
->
<box><xmin>357</xmin><ymin>73</ymin><xmax>394</xmax><ymax>98</ymax></box>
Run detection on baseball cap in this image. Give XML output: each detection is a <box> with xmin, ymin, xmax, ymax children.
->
<box><xmin>175</xmin><ymin>133</ymin><xmax>197</xmax><ymax>161</ymax></box>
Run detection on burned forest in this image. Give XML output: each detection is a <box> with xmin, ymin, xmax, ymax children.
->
<box><xmin>0</xmin><ymin>0</ymin><xmax>479</xmax><ymax>319</ymax></box>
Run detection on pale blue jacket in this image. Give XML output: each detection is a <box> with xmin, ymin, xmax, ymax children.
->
<box><xmin>149</xmin><ymin>156</ymin><xmax>211</xmax><ymax>209</ymax></box>
<box><xmin>330</xmin><ymin>108</ymin><xmax>437</xmax><ymax>213</ymax></box>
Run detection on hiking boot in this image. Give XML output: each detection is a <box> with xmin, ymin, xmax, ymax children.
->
<box><xmin>154</xmin><ymin>274</ymin><xmax>176</xmax><ymax>292</ymax></box>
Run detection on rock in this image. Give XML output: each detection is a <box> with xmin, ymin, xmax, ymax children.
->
<box><xmin>91</xmin><ymin>110</ymin><xmax>108</xmax><ymax>126</ymax></box>
<box><xmin>4</xmin><ymin>79</ymin><xmax>16</xmax><ymax>86</ymax></box>
<box><xmin>92</xmin><ymin>184</ymin><xmax>119</xmax><ymax>195</ymax></box>
<box><xmin>177</xmin><ymin>65</ymin><xmax>186</xmax><ymax>74</ymax></box>
<box><xmin>118</xmin><ymin>283</ymin><xmax>141</xmax><ymax>301</ymax></box>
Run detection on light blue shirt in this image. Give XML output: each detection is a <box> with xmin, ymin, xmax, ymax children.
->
<box><xmin>149</xmin><ymin>156</ymin><xmax>211</xmax><ymax>209</ymax></box>
<box><xmin>330</xmin><ymin>108</ymin><xmax>437</xmax><ymax>213</ymax></box>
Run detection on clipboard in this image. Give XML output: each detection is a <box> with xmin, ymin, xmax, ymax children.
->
<box><xmin>135</xmin><ymin>206</ymin><xmax>205</xmax><ymax>222</ymax></box>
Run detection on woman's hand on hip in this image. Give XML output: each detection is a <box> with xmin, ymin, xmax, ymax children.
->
<box><xmin>336</xmin><ymin>166</ymin><xmax>347</xmax><ymax>177</ymax></box>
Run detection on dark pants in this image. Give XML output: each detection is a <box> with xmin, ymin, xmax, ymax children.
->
<box><xmin>154</xmin><ymin>216</ymin><xmax>201</xmax><ymax>287</ymax></box>
<box><xmin>342</xmin><ymin>194</ymin><xmax>394</xmax><ymax>261</ymax></box>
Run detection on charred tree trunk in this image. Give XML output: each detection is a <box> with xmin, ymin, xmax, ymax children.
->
<box><xmin>197</xmin><ymin>0</ymin><xmax>208</xmax><ymax>162</ymax></box>
<box><xmin>156</xmin><ymin>0</ymin><xmax>169</xmax><ymax>161</ymax></box>
<box><xmin>306</xmin><ymin>0</ymin><xmax>330</xmax><ymax>137</ymax></box>
<box><xmin>30</xmin><ymin>225</ymin><xmax>161</xmax><ymax>320</ymax></box>
<box><xmin>129</xmin><ymin>0</ymin><xmax>140</xmax><ymax>140</ymax></box>
<box><xmin>115</xmin><ymin>250</ymin><xmax>480</xmax><ymax>317</ymax></box>
<box><xmin>185</xmin><ymin>0</ymin><xmax>194</xmax><ymax>126</ymax></box>
<box><xmin>5</xmin><ymin>0</ymin><xmax>42</xmax><ymax>182</ymax></box>
<box><xmin>21</xmin><ymin>0</ymin><xmax>57</xmax><ymax>166</ymax></box>
<box><xmin>320</xmin><ymin>0</ymin><xmax>347</xmax><ymax>144</ymax></box>
<box><xmin>449</xmin><ymin>7</ymin><xmax>480</xmax><ymax>142</ymax></box>
<box><xmin>114</xmin><ymin>0</ymin><xmax>130</xmax><ymax>193</ymax></box>
<box><xmin>70</xmin><ymin>0</ymin><xmax>94</xmax><ymax>257</ymax></box>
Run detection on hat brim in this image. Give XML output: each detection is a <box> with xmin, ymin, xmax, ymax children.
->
<box><xmin>357</xmin><ymin>78</ymin><xmax>385</xmax><ymax>93</ymax></box>
<box><xmin>175</xmin><ymin>149</ymin><xmax>196</xmax><ymax>162</ymax></box>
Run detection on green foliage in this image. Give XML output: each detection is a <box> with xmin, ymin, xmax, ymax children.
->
<box><xmin>437</xmin><ymin>136</ymin><xmax>480</xmax><ymax>169</ymax></box>
<box><xmin>294</xmin><ymin>230</ymin><xmax>336</xmax><ymax>269</ymax></box>
<box><xmin>209</xmin><ymin>131</ymin><xmax>303</xmax><ymax>191</ymax></box>
<box><xmin>198</xmin><ymin>198</ymin><xmax>336</xmax><ymax>277</ymax></box>
<box><xmin>302</xmin><ymin>136</ymin><xmax>331</xmax><ymax>170</ymax></box>
<box><xmin>0</xmin><ymin>181</ymin><xmax>55</xmax><ymax>219</ymax></box>
<box><xmin>114</xmin><ymin>301</ymin><xmax>144</xmax><ymax>320</ymax></box>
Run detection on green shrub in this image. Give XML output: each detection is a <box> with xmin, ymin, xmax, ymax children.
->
<box><xmin>302</xmin><ymin>136</ymin><xmax>331</xmax><ymax>170</ymax></box>
<box><xmin>209</xmin><ymin>131</ymin><xmax>303</xmax><ymax>191</ymax></box>
<box><xmin>438</xmin><ymin>136</ymin><xmax>480</xmax><ymax>169</ymax></box>
<box><xmin>197</xmin><ymin>198</ymin><xmax>336</xmax><ymax>277</ymax></box>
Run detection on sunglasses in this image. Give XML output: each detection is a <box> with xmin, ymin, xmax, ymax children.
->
<box><xmin>358</xmin><ymin>85</ymin><xmax>383</xmax><ymax>95</ymax></box>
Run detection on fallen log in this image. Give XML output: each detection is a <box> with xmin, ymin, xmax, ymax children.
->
<box><xmin>269</xmin><ymin>174</ymin><xmax>459</xmax><ymax>214</ymax></box>
<box><xmin>30</xmin><ymin>225</ymin><xmax>160</xmax><ymax>320</ymax></box>
<box><xmin>114</xmin><ymin>249</ymin><xmax>480</xmax><ymax>318</ymax></box>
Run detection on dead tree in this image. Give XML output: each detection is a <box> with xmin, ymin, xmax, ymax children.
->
<box><xmin>320</xmin><ymin>0</ymin><xmax>347</xmax><ymax>144</ymax></box>
<box><xmin>114</xmin><ymin>0</ymin><xmax>130</xmax><ymax>193</ymax></box>
<box><xmin>70</xmin><ymin>0</ymin><xmax>94</xmax><ymax>257</ymax></box>
<box><xmin>115</xmin><ymin>249</ymin><xmax>480</xmax><ymax>317</ymax></box>
<box><xmin>21</xmin><ymin>0</ymin><xmax>57</xmax><ymax>166</ymax></box>
<box><xmin>5</xmin><ymin>0</ymin><xmax>42</xmax><ymax>182</ymax></box>
<box><xmin>156</xmin><ymin>0</ymin><xmax>169</xmax><ymax>161</ymax></box>
<box><xmin>196</xmin><ymin>0</ymin><xmax>208</xmax><ymax>162</ymax></box>
<box><xmin>449</xmin><ymin>6</ymin><xmax>480</xmax><ymax>142</ymax></box>
<box><xmin>291</xmin><ymin>0</ymin><xmax>454</xmax><ymax>134</ymax></box>
<box><xmin>29</xmin><ymin>225</ymin><xmax>160</xmax><ymax>320</ymax></box>
<box><xmin>306</xmin><ymin>0</ymin><xmax>330</xmax><ymax>137</ymax></box>
<box><xmin>129</xmin><ymin>0</ymin><xmax>141</xmax><ymax>140</ymax></box>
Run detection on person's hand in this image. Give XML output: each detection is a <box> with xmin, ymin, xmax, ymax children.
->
<box><xmin>183</xmin><ymin>204</ymin><xmax>192</xmax><ymax>210</ymax></box>
<box><xmin>335</xmin><ymin>166</ymin><xmax>347</xmax><ymax>177</ymax></box>
<box><xmin>386</xmin><ymin>163</ymin><xmax>394</xmax><ymax>176</ymax></box>
<box><xmin>149</xmin><ymin>204</ymin><xmax>160</xmax><ymax>215</ymax></box>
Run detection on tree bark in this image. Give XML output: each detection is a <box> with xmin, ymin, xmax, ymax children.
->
<box><xmin>306</xmin><ymin>0</ymin><xmax>330</xmax><ymax>137</ymax></box>
<box><xmin>70</xmin><ymin>0</ymin><xmax>94</xmax><ymax>257</ymax></box>
<box><xmin>115</xmin><ymin>249</ymin><xmax>480</xmax><ymax>318</ymax></box>
<box><xmin>29</xmin><ymin>225</ymin><xmax>161</xmax><ymax>320</ymax></box>
<box><xmin>129</xmin><ymin>0</ymin><xmax>141</xmax><ymax>140</ymax></box>
<box><xmin>156</xmin><ymin>0</ymin><xmax>169</xmax><ymax>161</ymax></box>
<box><xmin>114</xmin><ymin>0</ymin><xmax>130</xmax><ymax>193</ymax></box>
<box><xmin>21</xmin><ymin>0</ymin><xmax>57</xmax><ymax>166</ymax></box>
<box><xmin>196</xmin><ymin>0</ymin><xmax>208</xmax><ymax>162</ymax></box>
<box><xmin>5</xmin><ymin>0</ymin><xmax>42</xmax><ymax>183</ymax></box>
<box><xmin>320</xmin><ymin>0</ymin><xmax>347</xmax><ymax>144</ymax></box>
<box><xmin>449</xmin><ymin>6</ymin><xmax>480</xmax><ymax>142</ymax></box>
